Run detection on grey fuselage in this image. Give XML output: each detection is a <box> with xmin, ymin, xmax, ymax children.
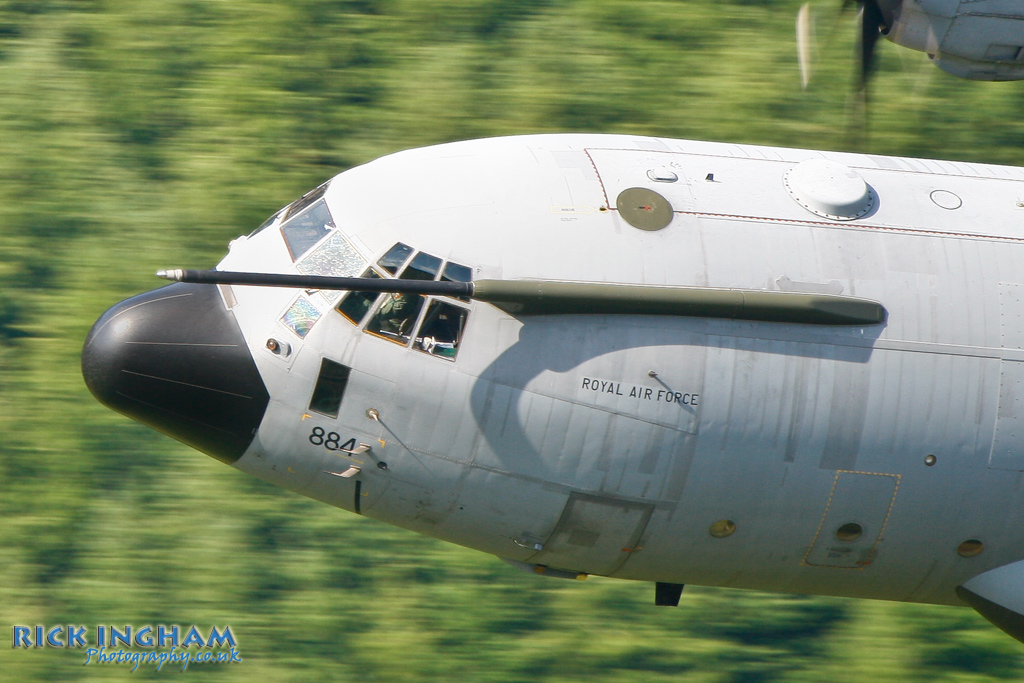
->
<box><xmin>93</xmin><ymin>134</ymin><xmax>1024</xmax><ymax>612</ymax></box>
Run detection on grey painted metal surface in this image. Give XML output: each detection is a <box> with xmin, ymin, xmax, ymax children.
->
<box><xmin>89</xmin><ymin>132</ymin><xmax>1024</xmax><ymax>643</ymax></box>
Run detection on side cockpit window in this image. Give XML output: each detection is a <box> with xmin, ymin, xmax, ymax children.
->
<box><xmin>401</xmin><ymin>252</ymin><xmax>442</xmax><ymax>281</ymax></box>
<box><xmin>415</xmin><ymin>300</ymin><xmax>467</xmax><ymax>359</ymax></box>
<box><xmin>377</xmin><ymin>243</ymin><xmax>413</xmax><ymax>274</ymax></box>
<box><xmin>337</xmin><ymin>269</ymin><xmax>383</xmax><ymax>325</ymax></box>
<box><xmin>338</xmin><ymin>243</ymin><xmax>472</xmax><ymax>362</ymax></box>
<box><xmin>366</xmin><ymin>293</ymin><xmax>425</xmax><ymax>343</ymax></box>
<box><xmin>442</xmin><ymin>261</ymin><xmax>472</xmax><ymax>283</ymax></box>
<box><xmin>441</xmin><ymin>261</ymin><xmax>472</xmax><ymax>301</ymax></box>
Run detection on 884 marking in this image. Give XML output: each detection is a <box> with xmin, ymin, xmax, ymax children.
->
<box><xmin>309</xmin><ymin>426</ymin><xmax>357</xmax><ymax>453</ymax></box>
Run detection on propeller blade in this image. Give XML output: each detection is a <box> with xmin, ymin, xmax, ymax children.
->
<box><xmin>797</xmin><ymin>3</ymin><xmax>813</xmax><ymax>89</ymax></box>
<box><xmin>859</xmin><ymin>0</ymin><xmax>886</xmax><ymax>92</ymax></box>
<box><xmin>845</xmin><ymin>0</ymin><xmax>889</xmax><ymax>145</ymax></box>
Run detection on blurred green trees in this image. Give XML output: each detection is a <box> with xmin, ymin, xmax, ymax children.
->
<box><xmin>2</xmin><ymin>0</ymin><xmax>1024</xmax><ymax>680</ymax></box>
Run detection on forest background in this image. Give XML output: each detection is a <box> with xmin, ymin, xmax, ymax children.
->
<box><xmin>3</xmin><ymin>0</ymin><xmax>1024</xmax><ymax>681</ymax></box>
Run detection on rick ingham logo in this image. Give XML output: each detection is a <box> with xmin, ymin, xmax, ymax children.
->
<box><xmin>12</xmin><ymin>624</ymin><xmax>241</xmax><ymax>671</ymax></box>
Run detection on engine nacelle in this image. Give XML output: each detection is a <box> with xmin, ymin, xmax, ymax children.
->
<box><xmin>958</xmin><ymin>559</ymin><xmax>1024</xmax><ymax>642</ymax></box>
<box><xmin>887</xmin><ymin>0</ymin><xmax>1024</xmax><ymax>81</ymax></box>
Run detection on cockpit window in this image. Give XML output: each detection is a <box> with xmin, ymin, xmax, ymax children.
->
<box><xmin>442</xmin><ymin>262</ymin><xmax>472</xmax><ymax>283</ymax></box>
<box><xmin>415</xmin><ymin>300</ymin><xmax>468</xmax><ymax>360</ymax></box>
<box><xmin>365</xmin><ymin>293</ymin><xmax>424</xmax><ymax>344</ymax></box>
<box><xmin>250</xmin><ymin>181</ymin><xmax>330</xmax><ymax>239</ymax></box>
<box><xmin>336</xmin><ymin>269</ymin><xmax>383</xmax><ymax>325</ymax></box>
<box><xmin>297</xmin><ymin>232</ymin><xmax>364</xmax><ymax>278</ymax></box>
<box><xmin>377</xmin><ymin>243</ymin><xmax>414</xmax><ymax>274</ymax></box>
<box><xmin>250</xmin><ymin>207</ymin><xmax>285</xmax><ymax>237</ymax></box>
<box><xmin>297</xmin><ymin>232</ymin><xmax>367</xmax><ymax>307</ymax></box>
<box><xmin>284</xmin><ymin>182</ymin><xmax>329</xmax><ymax>221</ymax></box>
<box><xmin>400</xmin><ymin>252</ymin><xmax>442</xmax><ymax>281</ymax></box>
<box><xmin>442</xmin><ymin>261</ymin><xmax>472</xmax><ymax>301</ymax></box>
<box><xmin>281</xmin><ymin>296</ymin><xmax>322</xmax><ymax>339</ymax></box>
<box><xmin>281</xmin><ymin>199</ymin><xmax>335</xmax><ymax>261</ymax></box>
<box><xmin>348</xmin><ymin>244</ymin><xmax>473</xmax><ymax>360</ymax></box>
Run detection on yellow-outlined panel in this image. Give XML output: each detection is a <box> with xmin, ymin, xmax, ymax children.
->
<box><xmin>802</xmin><ymin>470</ymin><xmax>900</xmax><ymax>569</ymax></box>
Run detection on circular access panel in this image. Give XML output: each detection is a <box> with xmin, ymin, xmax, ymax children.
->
<box><xmin>784</xmin><ymin>158</ymin><xmax>875</xmax><ymax>220</ymax></box>
<box><xmin>957</xmin><ymin>539</ymin><xmax>984</xmax><ymax>558</ymax></box>
<box><xmin>930</xmin><ymin>189</ymin><xmax>963</xmax><ymax>210</ymax></box>
<box><xmin>709</xmin><ymin>520</ymin><xmax>737</xmax><ymax>538</ymax></box>
<box><xmin>616</xmin><ymin>187</ymin><xmax>674</xmax><ymax>231</ymax></box>
<box><xmin>835</xmin><ymin>522</ymin><xmax>864</xmax><ymax>542</ymax></box>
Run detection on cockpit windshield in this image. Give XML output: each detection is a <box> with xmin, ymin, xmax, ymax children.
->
<box><xmin>281</xmin><ymin>200</ymin><xmax>334</xmax><ymax>261</ymax></box>
<box><xmin>248</xmin><ymin>181</ymin><xmax>337</xmax><ymax>262</ymax></box>
<box><xmin>283</xmin><ymin>181</ymin><xmax>329</xmax><ymax>221</ymax></box>
<box><xmin>377</xmin><ymin>243</ymin><xmax>414</xmax><ymax>274</ymax></box>
<box><xmin>337</xmin><ymin>269</ymin><xmax>383</xmax><ymax>324</ymax></box>
<box><xmin>336</xmin><ymin>242</ymin><xmax>473</xmax><ymax>361</ymax></box>
<box><xmin>401</xmin><ymin>252</ymin><xmax>442</xmax><ymax>281</ymax></box>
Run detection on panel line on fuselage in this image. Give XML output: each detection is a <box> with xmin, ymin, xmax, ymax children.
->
<box><xmin>683</xmin><ymin>210</ymin><xmax>1024</xmax><ymax>245</ymax></box>
<box><xmin>395</xmin><ymin>439</ymin><xmax>679</xmax><ymax>510</ymax></box>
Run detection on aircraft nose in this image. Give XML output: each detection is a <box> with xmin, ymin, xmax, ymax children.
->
<box><xmin>82</xmin><ymin>282</ymin><xmax>270</xmax><ymax>464</ymax></box>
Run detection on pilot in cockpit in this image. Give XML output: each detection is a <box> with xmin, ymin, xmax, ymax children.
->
<box><xmin>373</xmin><ymin>292</ymin><xmax>421</xmax><ymax>337</ymax></box>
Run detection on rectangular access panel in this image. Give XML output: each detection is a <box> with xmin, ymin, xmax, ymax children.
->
<box><xmin>804</xmin><ymin>471</ymin><xmax>899</xmax><ymax>569</ymax></box>
<box><xmin>530</xmin><ymin>492</ymin><xmax>654</xmax><ymax>576</ymax></box>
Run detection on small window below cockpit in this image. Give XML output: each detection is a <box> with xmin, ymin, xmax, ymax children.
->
<box><xmin>415</xmin><ymin>300</ymin><xmax>468</xmax><ymax>360</ymax></box>
<box><xmin>309</xmin><ymin>359</ymin><xmax>351</xmax><ymax>418</ymax></box>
